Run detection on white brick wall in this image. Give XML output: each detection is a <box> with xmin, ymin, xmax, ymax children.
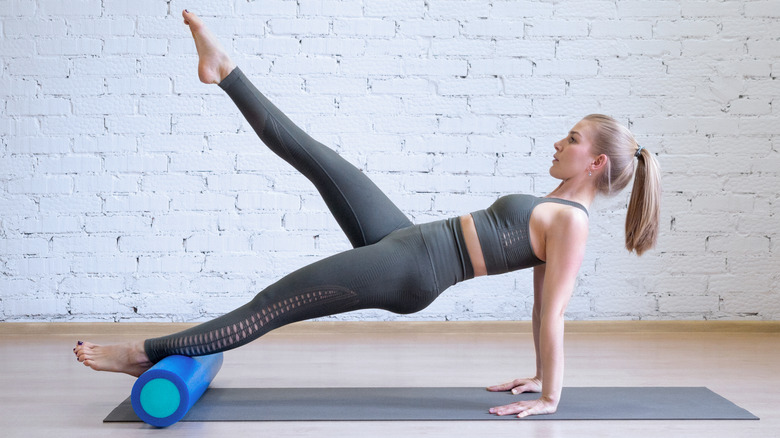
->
<box><xmin>1</xmin><ymin>0</ymin><xmax>778</xmax><ymax>322</ymax></box>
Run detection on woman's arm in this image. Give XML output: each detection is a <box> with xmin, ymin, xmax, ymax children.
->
<box><xmin>489</xmin><ymin>208</ymin><xmax>589</xmax><ymax>417</ymax></box>
<box><xmin>532</xmin><ymin>264</ymin><xmax>545</xmax><ymax>380</ymax></box>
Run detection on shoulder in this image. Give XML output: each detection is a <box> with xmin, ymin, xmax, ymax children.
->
<box><xmin>548</xmin><ymin>205</ymin><xmax>589</xmax><ymax>244</ymax></box>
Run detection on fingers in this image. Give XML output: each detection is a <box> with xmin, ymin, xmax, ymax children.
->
<box><xmin>489</xmin><ymin>400</ymin><xmax>557</xmax><ymax>418</ymax></box>
<box><xmin>486</xmin><ymin>381</ymin><xmax>533</xmax><ymax>394</ymax></box>
<box><xmin>486</xmin><ymin>378</ymin><xmax>526</xmax><ymax>392</ymax></box>
<box><xmin>486</xmin><ymin>381</ymin><xmax>515</xmax><ymax>392</ymax></box>
<box><xmin>489</xmin><ymin>402</ymin><xmax>525</xmax><ymax>416</ymax></box>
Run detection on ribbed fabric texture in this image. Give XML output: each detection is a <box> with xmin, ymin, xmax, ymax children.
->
<box><xmin>471</xmin><ymin>195</ymin><xmax>588</xmax><ymax>275</ymax></box>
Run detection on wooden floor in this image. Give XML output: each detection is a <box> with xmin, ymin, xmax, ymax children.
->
<box><xmin>1</xmin><ymin>321</ymin><xmax>778</xmax><ymax>438</ymax></box>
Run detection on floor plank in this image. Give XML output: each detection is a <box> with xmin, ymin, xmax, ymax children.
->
<box><xmin>1</xmin><ymin>322</ymin><xmax>776</xmax><ymax>438</ymax></box>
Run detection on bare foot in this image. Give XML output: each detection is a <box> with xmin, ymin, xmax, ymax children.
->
<box><xmin>182</xmin><ymin>9</ymin><xmax>236</xmax><ymax>84</ymax></box>
<box><xmin>74</xmin><ymin>340</ymin><xmax>153</xmax><ymax>377</ymax></box>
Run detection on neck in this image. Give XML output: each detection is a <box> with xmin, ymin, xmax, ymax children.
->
<box><xmin>546</xmin><ymin>179</ymin><xmax>597</xmax><ymax>209</ymax></box>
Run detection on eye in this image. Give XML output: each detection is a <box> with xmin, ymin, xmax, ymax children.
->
<box><xmin>569</xmin><ymin>136</ymin><xmax>576</xmax><ymax>143</ymax></box>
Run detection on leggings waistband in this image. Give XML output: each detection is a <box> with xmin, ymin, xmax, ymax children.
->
<box><xmin>418</xmin><ymin>218</ymin><xmax>475</xmax><ymax>291</ymax></box>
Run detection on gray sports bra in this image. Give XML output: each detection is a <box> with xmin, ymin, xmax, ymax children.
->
<box><xmin>470</xmin><ymin>194</ymin><xmax>588</xmax><ymax>275</ymax></box>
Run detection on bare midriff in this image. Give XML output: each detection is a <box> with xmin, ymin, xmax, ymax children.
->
<box><xmin>459</xmin><ymin>214</ymin><xmax>487</xmax><ymax>277</ymax></box>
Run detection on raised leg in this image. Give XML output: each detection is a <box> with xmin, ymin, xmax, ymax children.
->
<box><xmin>219</xmin><ymin>67</ymin><xmax>413</xmax><ymax>247</ymax></box>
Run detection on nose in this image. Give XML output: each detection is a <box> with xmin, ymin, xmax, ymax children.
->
<box><xmin>554</xmin><ymin>140</ymin><xmax>562</xmax><ymax>151</ymax></box>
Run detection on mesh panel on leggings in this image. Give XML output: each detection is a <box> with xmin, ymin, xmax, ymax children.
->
<box><xmin>144</xmin><ymin>287</ymin><xmax>358</xmax><ymax>362</ymax></box>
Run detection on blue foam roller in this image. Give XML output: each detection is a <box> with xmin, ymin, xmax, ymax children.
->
<box><xmin>130</xmin><ymin>353</ymin><xmax>223</xmax><ymax>427</ymax></box>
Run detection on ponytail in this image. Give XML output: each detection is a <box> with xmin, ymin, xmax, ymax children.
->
<box><xmin>625</xmin><ymin>147</ymin><xmax>661</xmax><ymax>255</ymax></box>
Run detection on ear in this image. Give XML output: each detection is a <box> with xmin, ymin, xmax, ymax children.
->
<box><xmin>591</xmin><ymin>154</ymin><xmax>608</xmax><ymax>172</ymax></box>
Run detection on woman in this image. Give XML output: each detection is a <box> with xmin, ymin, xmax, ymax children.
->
<box><xmin>74</xmin><ymin>10</ymin><xmax>661</xmax><ymax>419</ymax></box>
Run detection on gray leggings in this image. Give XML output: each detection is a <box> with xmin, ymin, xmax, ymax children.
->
<box><xmin>144</xmin><ymin>68</ymin><xmax>474</xmax><ymax>362</ymax></box>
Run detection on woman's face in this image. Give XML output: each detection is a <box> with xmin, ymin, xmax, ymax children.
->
<box><xmin>550</xmin><ymin>119</ymin><xmax>597</xmax><ymax>181</ymax></box>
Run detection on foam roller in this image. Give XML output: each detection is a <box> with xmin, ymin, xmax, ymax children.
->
<box><xmin>130</xmin><ymin>353</ymin><xmax>223</xmax><ymax>427</ymax></box>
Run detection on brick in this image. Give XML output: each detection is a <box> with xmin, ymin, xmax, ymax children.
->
<box><xmin>462</xmin><ymin>19</ymin><xmax>525</xmax><ymax>38</ymax></box>
<box><xmin>469</xmin><ymin>58</ymin><xmax>533</xmax><ymax>77</ymax></box>
<box><xmin>300</xmin><ymin>0</ymin><xmax>363</xmax><ymax>17</ymax></box>
<box><xmin>525</xmin><ymin>19</ymin><xmax>590</xmax><ymax>37</ymax></box>
<box><xmin>0</xmin><ymin>156</ymin><xmax>34</xmax><ymax>176</ymax></box>
<box><xmin>681</xmin><ymin>1</ymin><xmax>742</xmax><ymax>17</ymax></box>
<box><xmin>270</xmin><ymin>18</ymin><xmax>331</xmax><ymax>35</ymax></box>
<box><xmin>151</xmin><ymin>213</ymin><xmax>218</xmax><ymax>233</ymax></box>
<box><xmin>234</xmin><ymin>0</ymin><xmax>298</xmax><ymax>16</ymax></box>
<box><xmin>534</xmin><ymin>60</ymin><xmax>599</xmax><ymax>77</ymax></box>
<box><xmin>185</xmin><ymin>232</ymin><xmax>252</xmax><ymax>253</ymax></box>
<box><xmin>617</xmin><ymin>1</ymin><xmax>680</xmax><ymax>17</ymax></box>
<box><xmin>405</xmin><ymin>134</ymin><xmax>468</xmax><ymax>153</ymax></box>
<box><xmin>5</xmin><ymin>297</ymin><xmax>69</xmax><ymax>317</ymax></box>
<box><xmin>251</xmin><ymin>231</ymin><xmax>317</xmax><ymax>252</ymax></box>
<box><xmin>300</xmin><ymin>38</ymin><xmax>366</xmax><ymax>56</ymax></box>
<box><xmin>364</xmin><ymin>0</ymin><xmax>426</xmax><ymax>18</ymax></box>
<box><xmin>170</xmin><ymin>193</ymin><xmax>236</xmax><ymax>211</ymax></box>
<box><xmin>271</xmin><ymin>56</ymin><xmax>340</xmax><ymax>76</ymax></box>
<box><xmin>53</xmin><ymin>236</ymin><xmax>117</xmax><ymax>253</ymax></box>
<box><xmin>104</xmin><ymin>38</ymin><xmax>168</xmax><ymax>56</ymax></box>
<box><xmin>74</xmin><ymin>135</ymin><xmax>137</xmax><ymax>153</ymax></box>
<box><xmin>138</xmin><ymin>254</ymin><xmax>205</xmax><ymax>273</ymax></box>
<box><xmin>658</xmin><ymin>294</ymin><xmax>719</xmax><ymax>313</ymax></box>
<box><xmin>745</xmin><ymin>1</ymin><xmax>780</xmax><ymax>17</ymax></box>
<box><xmin>438</xmin><ymin>115</ymin><xmax>501</xmax><ymax>135</ymax></box>
<box><xmin>169</xmin><ymin>152</ymin><xmax>235</xmax><ymax>173</ymax></box>
<box><xmin>204</xmin><ymin>253</ymin><xmax>275</xmax><ymax>274</ymax></box>
<box><xmin>5</xmin><ymin>257</ymin><xmax>71</xmax><ymax>276</ymax></box>
<box><xmin>654</xmin><ymin>19</ymin><xmax>719</xmax><ymax>38</ymax></box>
<box><xmin>404</xmin><ymin>59</ymin><xmax>468</xmax><ymax>77</ymax></box>
<box><xmin>433</xmin><ymin>193</ymin><xmax>496</xmax><ymax>212</ymax></box>
<box><xmin>430</xmin><ymin>38</ymin><xmax>494</xmax><ymax>57</ymax></box>
<box><xmin>682</xmin><ymin>40</ymin><xmax>745</xmax><ymax>58</ymax></box>
<box><xmin>39</xmin><ymin>155</ymin><xmax>103</xmax><ymax>175</ymax></box>
<box><xmin>8</xmin><ymin>176</ymin><xmax>72</xmax><ymax>194</ymax></box>
<box><xmin>0</xmin><ymin>238</ymin><xmax>49</xmax><ymax>255</ymax></box>
<box><xmin>339</xmin><ymin>95</ymin><xmax>404</xmax><ymax>115</ymax></box>
<box><xmin>84</xmin><ymin>215</ymin><xmax>151</xmax><ymax>233</ymax></box>
<box><xmin>38</xmin><ymin>0</ymin><xmax>102</xmax><ymax>16</ymax></box>
<box><xmin>7</xmin><ymin>57</ymin><xmax>69</xmax><ymax>77</ymax></box>
<box><xmin>105</xmin><ymin>194</ymin><xmax>169</xmax><ymax>213</ymax></box>
<box><xmin>333</xmin><ymin>18</ymin><xmax>395</xmax><ymax>37</ymax></box>
<box><xmin>237</xmin><ymin>192</ymin><xmax>301</xmax><ymax>211</ymax></box>
<box><xmin>590</xmin><ymin>20</ymin><xmax>653</xmax><ymax>38</ymax></box>
<box><xmin>104</xmin><ymin>0</ymin><xmax>168</xmax><ymax>15</ymax></box>
<box><xmin>398</xmin><ymin>19</ymin><xmax>459</xmax><ymax>38</ymax></box>
<box><xmin>491</xmin><ymin>0</ymin><xmax>554</xmax><ymax>18</ymax></box>
<box><xmin>364</xmin><ymin>37</ymin><xmax>430</xmax><ymax>57</ymax></box>
<box><xmin>36</xmin><ymin>38</ymin><xmax>102</xmax><ymax>56</ymax></box>
<box><xmin>39</xmin><ymin>195</ymin><xmax>102</xmax><ymax>214</ymax></box>
<box><xmin>427</xmin><ymin>0</ymin><xmax>491</xmax><ymax>19</ymax></box>
<box><xmin>707</xmin><ymin>235</ymin><xmax>770</xmax><ymax>253</ymax></box>
<box><xmin>207</xmin><ymin>174</ymin><xmax>273</xmax><ymax>192</ymax></box>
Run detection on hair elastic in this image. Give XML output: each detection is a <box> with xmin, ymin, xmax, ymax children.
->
<box><xmin>634</xmin><ymin>145</ymin><xmax>644</xmax><ymax>158</ymax></box>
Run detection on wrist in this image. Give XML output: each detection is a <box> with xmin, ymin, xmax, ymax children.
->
<box><xmin>540</xmin><ymin>393</ymin><xmax>560</xmax><ymax>405</ymax></box>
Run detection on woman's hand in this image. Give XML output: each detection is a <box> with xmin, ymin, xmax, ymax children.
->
<box><xmin>488</xmin><ymin>396</ymin><xmax>558</xmax><ymax>418</ymax></box>
<box><xmin>486</xmin><ymin>377</ymin><xmax>542</xmax><ymax>395</ymax></box>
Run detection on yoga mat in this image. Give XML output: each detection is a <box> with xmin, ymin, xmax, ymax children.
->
<box><xmin>105</xmin><ymin>387</ymin><xmax>758</xmax><ymax>422</ymax></box>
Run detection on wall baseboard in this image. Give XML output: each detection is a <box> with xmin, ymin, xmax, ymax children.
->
<box><xmin>2</xmin><ymin>320</ymin><xmax>779</xmax><ymax>336</ymax></box>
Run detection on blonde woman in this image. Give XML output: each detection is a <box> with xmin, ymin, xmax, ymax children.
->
<box><xmin>75</xmin><ymin>10</ymin><xmax>661</xmax><ymax>418</ymax></box>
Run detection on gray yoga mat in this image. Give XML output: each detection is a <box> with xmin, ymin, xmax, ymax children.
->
<box><xmin>104</xmin><ymin>387</ymin><xmax>758</xmax><ymax>422</ymax></box>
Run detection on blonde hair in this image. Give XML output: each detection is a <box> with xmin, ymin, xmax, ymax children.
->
<box><xmin>583</xmin><ymin>114</ymin><xmax>661</xmax><ymax>256</ymax></box>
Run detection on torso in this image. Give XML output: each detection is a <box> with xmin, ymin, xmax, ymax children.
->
<box><xmin>461</xmin><ymin>195</ymin><xmax>589</xmax><ymax>277</ymax></box>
